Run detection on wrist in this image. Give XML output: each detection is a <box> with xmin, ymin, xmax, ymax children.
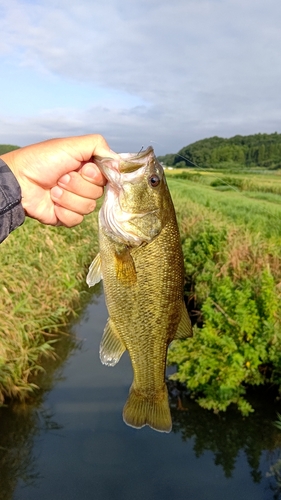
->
<box><xmin>0</xmin><ymin>150</ymin><xmax>19</xmax><ymax>182</ymax></box>
<box><xmin>0</xmin><ymin>157</ymin><xmax>25</xmax><ymax>239</ymax></box>
<box><xmin>0</xmin><ymin>150</ymin><xmax>28</xmax><ymax>213</ymax></box>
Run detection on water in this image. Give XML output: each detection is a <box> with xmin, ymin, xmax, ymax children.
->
<box><xmin>1</xmin><ymin>289</ymin><xmax>281</xmax><ymax>500</ymax></box>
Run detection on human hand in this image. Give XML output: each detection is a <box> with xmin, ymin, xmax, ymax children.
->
<box><xmin>0</xmin><ymin>134</ymin><xmax>118</xmax><ymax>227</ymax></box>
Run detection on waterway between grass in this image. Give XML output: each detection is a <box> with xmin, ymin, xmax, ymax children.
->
<box><xmin>1</xmin><ymin>288</ymin><xmax>281</xmax><ymax>500</ymax></box>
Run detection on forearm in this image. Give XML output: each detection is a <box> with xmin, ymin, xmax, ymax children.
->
<box><xmin>0</xmin><ymin>158</ymin><xmax>25</xmax><ymax>243</ymax></box>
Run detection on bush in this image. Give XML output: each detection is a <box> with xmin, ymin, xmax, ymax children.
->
<box><xmin>167</xmin><ymin>209</ymin><xmax>281</xmax><ymax>415</ymax></box>
<box><xmin>170</xmin><ymin>171</ymin><xmax>203</xmax><ymax>182</ymax></box>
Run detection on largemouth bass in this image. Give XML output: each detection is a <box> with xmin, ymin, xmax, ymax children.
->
<box><xmin>87</xmin><ymin>146</ymin><xmax>192</xmax><ymax>433</ymax></box>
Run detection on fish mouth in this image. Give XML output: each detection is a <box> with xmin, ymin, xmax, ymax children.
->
<box><xmin>93</xmin><ymin>146</ymin><xmax>155</xmax><ymax>179</ymax></box>
<box><xmin>118</xmin><ymin>146</ymin><xmax>154</xmax><ymax>173</ymax></box>
<box><xmin>95</xmin><ymin>146</ymin><xmax>161</xmax><ymax>246</ymax></box>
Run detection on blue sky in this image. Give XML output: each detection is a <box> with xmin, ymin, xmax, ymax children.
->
<box><xmin>0</xmin><ymin>0</ymin><xmax>281</xmax><ymax>155</ymax></box>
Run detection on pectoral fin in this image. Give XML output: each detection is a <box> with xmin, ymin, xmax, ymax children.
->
<box><xmin>173</xmin><ymin>302</ymin><xmax>193</xmax><ymax>339</ymax></box>
<box><xmin>114</xmin><ymin>248</ymin><xmax>137</xmax><ymax>285</ymax></box>
<box><xmin>86</xmin><ymin>253</ymin><xmax>103</xmax><ymax>287</ymax></box>
<box><xmin>100</xmin><ymin>319</ymin><xmax>126</xmax><ymax>366</ymax></box>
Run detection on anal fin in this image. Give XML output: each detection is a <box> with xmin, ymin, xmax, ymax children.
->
<box><xmin>173</xmin><ymin>301</ymin><xmax>193</xmax><ymax>339</ymax></box>
<box><xmin>100</xmin><ymin>319</ymin><xmax>126</xmax><ymax>366</ymax></box>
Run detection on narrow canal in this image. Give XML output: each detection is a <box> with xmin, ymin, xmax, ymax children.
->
<box><xmin>1</xmin><ymin>288</ymin><xmax>281</xmax><ymax>500</ymax></box>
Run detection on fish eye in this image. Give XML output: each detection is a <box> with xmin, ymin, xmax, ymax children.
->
<box><xmin>148</xmin><ymin>174</ymin><xmax>161</xmax><ymax>187</ymax></box>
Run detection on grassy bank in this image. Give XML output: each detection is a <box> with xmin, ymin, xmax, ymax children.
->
<box><xmin>0</xmin><ymin>212</ymin><xmax>99</xmax><ymax>403</ymax></box>
<box><xmin>167</xmin><ymin>174</ymin><xmax>281</xmax><ymax>415</ymax></box>
<box><xmin>170</xmin><ymin>168</ymin><xmax>281</xmax><ymax>197</ymax></box>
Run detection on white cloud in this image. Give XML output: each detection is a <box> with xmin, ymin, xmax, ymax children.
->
<box><xmin>0</xmin><ymin>0</ymin><xmax>281</xmax><ymax>153</ymax></box>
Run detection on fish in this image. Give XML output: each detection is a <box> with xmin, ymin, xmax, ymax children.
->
<box><xmin>86</xmin><ymin>146</ymin><xmax>192</xmax><ymax>433</ymax></box>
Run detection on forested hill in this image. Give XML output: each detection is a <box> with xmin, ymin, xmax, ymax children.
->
<box><xmin>158</xmin><ymin>133</ymin><xmax>281</xmax><ymax>169</ymax></box>
<box><xmin>0</xmin><ymin>144</ymin><xmax>20</xmax><ymax>155</ymax></box>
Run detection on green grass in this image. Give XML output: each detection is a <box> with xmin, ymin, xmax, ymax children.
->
<box><xmin>167</xmin><ymin>167</ymin><xmax>281</xmax><ymax>195</ymax></box>
<box><xmin>168</xmin><ymin>178</ymin><xmax>281</xmax><ymax>240</ymax></box>
<box><xmin>242</xmin><ymin>191</ymin><xmax>281</xmax><ymax>205</ymax></box>
<box><xmin>0</xmin><ymin>212</ymin><xmax>99</xmax><ymax>403</ymax></box>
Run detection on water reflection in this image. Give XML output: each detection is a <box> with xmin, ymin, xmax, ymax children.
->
<box><xmin>0</xmin><ymin>330</ymin><xmax>77</xmax><ymax>500</ymax></box>
<box><xmin>0</xmin><ymin>404</ymin><xmax>62</xmax><ymax>499</ymax></box>
<box><xmin>168</xmin><ymin>380</ymin><xmax>281</xmax><ymax>482</ymax></box>
<box><xmin>266</xmin><ymin>450</ymin><xmax>281</xmax><ymax>499</ymax></box>
<box><xmin>1</xmin><ymin>289</ymin><xmax>281</xmax><ymax>499</ymax></box>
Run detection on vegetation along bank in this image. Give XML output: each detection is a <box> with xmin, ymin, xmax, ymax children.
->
<box><xmin>0</xmin><ymin>210</ymin><xmax>99</xmax><ymax>403</ymax></box>
<box><xmin>167</xmin><ymin>171</ymin><xmax>281</xmax><ymax>415</ymax></box>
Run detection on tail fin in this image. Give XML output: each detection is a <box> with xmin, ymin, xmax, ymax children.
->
<box><xmin>123</xmin><ymin>386</ymin><xmax>172</xmax><ymax>433</ymax></box>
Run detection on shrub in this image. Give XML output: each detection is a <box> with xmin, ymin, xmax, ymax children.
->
<box><xmin>167</xmin><ymin>199</ymin><xmax>281</xmax><ymax>415</ymax></box>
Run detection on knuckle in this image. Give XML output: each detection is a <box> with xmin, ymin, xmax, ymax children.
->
<box><xmin>95</xmin><ymin>133</ymin><xmax>104</xmax><ymax>143</ymax></box>
<box><xmin>86</xmin><ymin>200</ymin><xmax>97</xmax><ymax>214</ymax></box>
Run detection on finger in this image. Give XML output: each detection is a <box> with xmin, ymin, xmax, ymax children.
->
<box><xmin>54</xmin><ymin>204</ymin><xmax>84</xmax><ymax>227</ymax></box>
<box><xmin>57</xmin><ymin>169</ymin><xmax>105</xmax><ymax>198</ymax></box>
<box><xmin>50</xmin><ymin>186</ymin><xmax>98</xmax><ymax>215</ymax></box>
<box><xmin>67</xmin><ymin>134</ymin><xmax>119</xmax><ymax>163</ymax></box>
<box><xmin>80</xmin><ymin>162</ymin><xmax>107</xmax><ymax>186</ymax></box>
<box><xmin>80</xmin><ymin>135</ymin><xmax>119</xmax><ymax>161</ymax></box>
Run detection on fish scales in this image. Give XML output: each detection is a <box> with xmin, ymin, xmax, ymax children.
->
<box><xmin>87</xmin><ymin>146</ymin><xmax>192</xmax><ymax>433</ymax></box>
<box><xmin>100</xmin><ymin>219</ymin><xmax>183</xmax><ymax>389</ymax></box>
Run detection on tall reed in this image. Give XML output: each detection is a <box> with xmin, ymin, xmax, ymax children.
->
<box><xmin>0</xmin><ymin>212</ymin><xmax>99</xmax><ymax>403</ymax></box>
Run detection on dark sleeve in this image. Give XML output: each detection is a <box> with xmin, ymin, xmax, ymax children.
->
<box><xmin>0</xmin><ymin>158</ymin><xmax>25</xmax><ymax>243</ymax></box>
